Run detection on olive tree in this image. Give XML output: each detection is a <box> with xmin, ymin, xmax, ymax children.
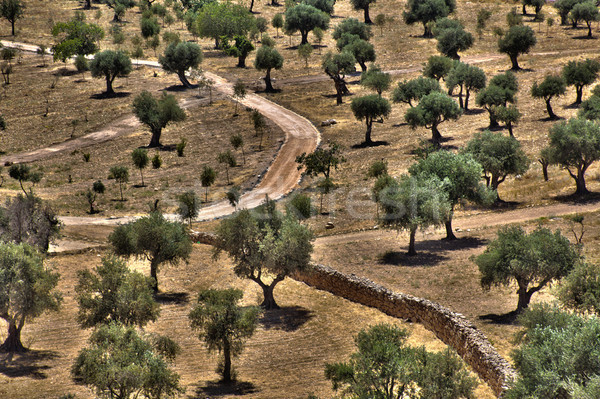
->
<box><xmin>531</xmin><ymin>75</ymin><xmax>566</xmax><ymax>120</ymax></box>
<box><xmin>255</xmin><ymin>45</ymin><xmax>284</xmax><ymax>93</ymax></box>
<box><xmin>562</xmin><ymin>58</ymin><xmax>600</xmax><ymax>104</ymax></box>
<box><xmin>176</xmin><ymin>190</ymin><xmax>200</xmax><ymax>226</ymax></box>
<box><xmin>446</xmin><ymin>62</ymin><xmax>486</xmax><ymax>110</ymax></box>
<box><xmin>475</xmin><ymin>226</ymin><xmax>579</xmax><ymax>313</ymax></box>
<box><xmin>108</xmin><ymin>165</ymin><xmax>129</xmax><ymax>201</ymax></box>
<box><xmin>51</xmin><ymin>18</ymin><xmax>104</xmax><ymax>62</ymax></box>
<box><xmin>403</xmin><ymin>0</ymin><xmax>457</xmax><ymax>37</ymax></box>
<box><xmin>394</xmin><ymin>79</ymin><xmax>442</xmax><ymax>108</ymax></box>
<box><xmin>108</xmin><ymin>211</ymin><xmax>192</xmax><ymax>293</ymax></box>
<box><xmin>200</xmin><ymin>165</ymin><xmax>217</xmax><ymax>202</ymax></box>
<box><xmin>284</xmin><ymin>4</ymin><xmax>329</xmax><ymax>45</ymax></box>
<box><xmin>350</xmin><ymin>95</ymin><xmax>391</xmax><ymax>145</ymax></box>
<box><xmin>189</xmin><ymin>289</ymin><xmax>260</xmax><ymax>382</ymax></box>
<box><xmin>8</xmin><ymin>164</ymin><xmax>42</xmax><ymax>196</ymax></box>
<box><xmin>350</xmin><ymin>0</ymin><xmax>376</xmax><ymax>24</ymax></box>
<box><xmin>196</xmin><ymin>2</ymin><xmax>255</xmax><ymax>48</ymax></box>
<box><xmin>360</xmin><ymin>65</ymin><xmax>391</xmax><ymax>96</ymax></box>
<box><xmin>570</xmin><ymin>1</ymin><xmax>598</xmax><ymax>37</ymax></box>
<box><xmin>159</xmin><ymin>41</ymin><xmax>203</xmax><ymax>88</ymax></box>
<box><xmin>131</xmin><ymin>148</ymin><xmax>149</xmax><ymax>187</ymax></box>
<box><xmin>214</xmin><ymin>198</ymin><xmax>314</xmax><ymax>309</ymax></box>
<box><xmin>85</xmin><ymin>180</ymin><xmax>105</xmax><ymax>214</ymax></box>
<box><xmin>405</xmin><ymin>91</ymin><xmax>462</xmax><ymax>145</ymax></box>
<box><xmin>0</xmin><ymin>0</ymin><xmax>24</xmax><ymax>36</ymax></box>
<box><xmin>222</xmin><ymin>35</ymin><xmax>254</xmax><ymax>68</ymax></box>
<box><xmin>423</xmin><ymin>55</ymin><xmax>453</xmax><ymax>81</ymax></box>
<box><xmin>322</xmin><ymin>51</ymin><xmax>356</xmax><ymax>105</ymax></box>
<box><xmin>498</xmin><ymin>24</ymin><xmax>536</xmax><ymax>70</ymax></box>
<box><xmin>89</xmin><ymin>50</ymin><xmax>132</xmax><ymax>95</ymax></box>
<box><xmin>341</xmin><ymin>36</ymin><xmax>375</xmax><ymax>72</ymax></box>
<box><xmin>332</xmin><ymin>18</ymin><xmax>372</xmax><ymax>42</ymax></box>
<box><xmin>433</xmin><ymin>17</ymin><xmax>473</xmax><ymax>60</ymax></box>
<box><xmin>0</xmin><ymin>242</ymin><xmax>61</xmax><ymax>352</ymax></box>
<box><xmin>132</xmin><ymin>91</ymin><xmax>186</xmax><ymax>147</ymax></box>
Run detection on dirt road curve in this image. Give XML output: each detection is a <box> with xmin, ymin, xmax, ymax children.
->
<box><xmin>0</xmin><ymin>40</ymin><xmax>320</xmax><ymax>221</ymax></box>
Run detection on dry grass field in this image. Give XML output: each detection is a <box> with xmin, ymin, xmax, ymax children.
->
<box><xmin>3</xmin><ymin>0</ymin><xmax>600</xmax><ymax>397</ymax></box>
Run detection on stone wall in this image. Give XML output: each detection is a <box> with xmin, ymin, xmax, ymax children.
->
<box><xmin>191</xmin><ymin>231</ymin><xmax>516</xmax><ymax>397</ymax></box>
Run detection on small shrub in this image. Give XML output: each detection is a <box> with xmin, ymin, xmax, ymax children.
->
<box><xmin>82</xmin><ymin>152</ymin><xmax>91</xmax><ymax>162</ymax></box>
<box><xmin>152</xmin><ymin>153</ymin><xmax>162</xmax><ymax>169</ymax></box>
<box><xmin>176</xmin><ymin>138</ymin><xmax>187</xmax><ymax>157</ymax></box>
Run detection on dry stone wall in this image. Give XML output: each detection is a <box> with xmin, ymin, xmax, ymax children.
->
<box><xmin>191</xmin><ymin>231</ymin><xmax>516</xmax><ymax>397</ymax></box>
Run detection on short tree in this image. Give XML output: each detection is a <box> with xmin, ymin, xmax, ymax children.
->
<box><xmin>176</xmin><ymin>190</ymin><xmax>200</xmax><ymax>226</ymax></box>
<box><xmin>495</xmin><ymin>104</ymin><xmax>522</xmax><ymax>137</ymax></box>
<box><xmin>51</xmin><ymin>18</ymin><xmax>104</xmax><ymax>62</ymax></box>
<box><xmin>476</xmin><ymin>9</ymin><xmax>492</xmax><ymax>37</ymax></box>
<box><xmin>287</xmin><ymin>193</ymin><xmax>313</xmax><ymax>220</ymax></box>
<box><xmin>377</xmin><ymin>174</ymin><xmax>450</xmax><ymax>255</ymax></box>
<box><xmin>0</xmin><ymin>242</ymin><xmax>61</xmax><ymax>352</ymax></box>
<box><xmin>75</xmin><ymin>256</ymin><xmax>159</xmax><ymax>329</ymax></box>
<box><xmin>553</xmin><ymin>0</ymin><xmax>580</xmax><ymax>25</ymax></box>
<box><xmin>304</xmin><ymin>0</ymin><xmax>335</xmax><ymax>15</ymax></box>
<box><xmin>159</xmin><ymin>41</ymin><xmax>203</xmax><ymax>87</ymax></box>
<box><xmin>89</xmin><ymin>50</ymin><xmax>132</xmax><ymax>95</ymax></box>
<box><xmin>8</xmin><ymin>164</ymin><xmax>42</xmax><ymax>196</ymax></box>
<box><xmin>284</xmin><ymin>4</ymin><xmax>330</xmax><ymax>45</ymax></box>
<box><xmin>217</xmin><ymin>150</ymin><xmax>237</xmax><ymax>185</ymax></box>
<box><xmin>545</xmin><ymin>117</ymin><xmax>600</xmax><ymax>195</ymax></box>
<box><xmin>109</xmin><ymin>211</ymin><xmax>192</xmax><ymax>293</ymax></box>
<box><xmin>323</xmin><ymin>51</ymin><xmax>356</xmax><ymax>105</ymax></box>
<box><xmin>108</xmin><ymin>165</ymin><xmax>129</xmax><ymax>201</ymax></box>
<box><xmin>341</xmin><ymin>36</ymin><xmax>375</xmax><ymax>72</ymax></box>
<box><xmin>570</xmin><ymin>1</ymin><xmax>598</xmax><ymax>38</ymax></box>
<box><xmin>101</xmin><ymin>0</ymin><xmax>135</xmax><ymax>22</ymax></box>
<box><xmin>464</xmin><ymin>130</ymin><xmax>529</xmax><ymax>199</ymax></box>
<box><xmin>232</xmin><ymin>80</ymin><xmax>246</xmax><ymax>115</ymax></box>
<box><xmin>214</xmin><ymin>198</ymin><xmax>314</xmax><ymax>309</ymax></box>
<box><xmin>72</xmin><ymin>322</ymin><xmax>183</xmax><ymax>399</ymax></box>
<box><xmin>0</xmin><ymin>0</ymin><xmax>23</xmax><ymax>36</ymax></box>
<box><xmin>562</xmin><ymin>58</ymin><xmax>600</xmax><ymax>104</ymax></box>
<box><xmin>85</xmin><ymin>180</ymin><xmax>105</xmax><ymax>214</ymax></box>
<box><xmin>409</xmin><ymin>151</ymin><xmax>494</xmax><ymax>240</ymax></box>
<box><xmin>255</xmin><ymin>45</ymin><xmax>284</xmax><ymax>93</ymax></box>
<box><xmin>226</xmin><ymin>185</ymin><xmax>241</xmax><ymax>208</ymax></box>
<box><xmin>423</xmin><ymin>55</ymin><xmax>453</xmax><ymax>81</ymax></box>
<box><xmin>433</xmin><ymin>18</ymin><xmax>474</xmax><ymax>60</ymax></box>
<box><xmin>350</xmin><ymin>94</ymin><xmax>391</xmax><ymax>145</ymax></box>
<box><xmin>200</xmin><ymin>165</ymin><xmax>217</xmax><ymax>202</ymax></box>
<box><xmin>360</xmin><ymin>65</ymin><xmax>391</xmax><ymax>96</ymax></box>
<box><xmin>476</xmin><ymin>72</ymin><xmax>518</xmax><ymax>127</ymax></box>
<box><xmin>230</xmin><ymin>134</ymin><xmax>245</xmax><ymax>164</ymax></box>
<box><xmin>132</xmin><ymin>91</ymin><xmax>186</xmax><ymax>147</ymax></box>
<box><xmin>298</xmin><ymin>43</ymin><xmax>313</xmax><ymax>68</ymax></box>
<box><xmin>498</xmin><ymin>24</ymin><xmax>536</xmax><ymax>70</ymax></box>
<box><xmin>557</xmin><ymin>261</ymin><xmax>600</xmax><ymax>316</ymax></box>
<box><xmin>325</xmin><ymin>324</ymin><xmax>476</xmax><ymax>399</ymax></box>
<box><xmin>131</xmin><ymin>148</ymin><xmax>149</xmax><ymax>187</ymax></box>
<box><xmin>522</xmin><ymin>0</ymin><xmax>545</xmax><ymax>15</ymax></box>
<box><xmin>140</xmin><ymin>16</ymin><xmax>160</xmax><ymax>38</ymax></box>
<box><xmin>374</xmin><ymin>13</ymin><xmax>386</xmax><ymax>34</ymax></box>
<box><xmin>189</xmin><ymin>289</ymin><xmax>260</xmax><ymax>382</ymax></box>
<box><xmin>405</xmin><ymin>91</ymin><xmax>462</xmax><ymax>145</ymax></box>
<box><xmin>403</xmin><ymin>0</ymin><xmax>457</xmax><ymax>37</ymax></box>
<box><xmin>475</xmin><ymin>226</ymin><xmax>579</xmax><ymax>313</ymax></box>
<box><xmin>531</xmin><ymin>74</ymin><xmax>567</xmax><ymax>120</ymax></box>
<box><xmin>272</xmin><ymin>13</ymin><xmax>284</xmax><ymax>37</ymax></box>
<box><xmin>332</xmin><ymin>18</ymin><xmax>372</xmax><ymax>42</ymax></box>
<box><xmin>74</xmin><ymin>54</ymin><xmax>89</xmax><ymax>79</ymax></box>
<box><xmin>446</xmin><ymin>62</ymin><xmax>486</xmax><ymax>111</ymax></box>
<box><xmin>222</xmin><ymin>35</ymin><xmax>254</xmax><ymax>68</ymax></box>
<box><xmin>580</xmin><ymin>92</ymin><xmax>600</xmax><ymax>120</ymax></box>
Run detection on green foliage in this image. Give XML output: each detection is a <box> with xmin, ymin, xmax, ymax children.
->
<box><xmin>350</xmin><ymin>0</ymin><xmax>376</xmax><ymax>23</ymax></box>
<box><xmin>422</xmin><ymin>54</ymin><xmax>453</xmax><ymax>81</ymax></box>
<box><xmin>200</xmin><ymin>165</ymin><xmax>217</xmax><ymax>202</ymax></box>
<box><xmin>297</xmin><ymin>43</ymin><xmax>313</xmax><ymax>68</ymax></box>
<box><xmin>531</xmin><ymin>74</ymin><xmax>566</xmax><ymax>119</ymax></box>
<box><xmin>255</xmin><ymin>45</ymin><xmax>284</xmax><ymax>92</ymax></box>
<box><xmin>579</xmin><ymin>93</ymin><xmax>600</xmax><ymax>120</ymax></box>
<box><xmin>403</xmin><ymin>0</ymin><xmax>457</xmax><ymax>37</ymax></box>
<box><xmin>360</xmin><ymin>65</ymin><xmax>391</xmax><ymax>95</ymax></box>
<box><xmin>446</xmin><ymin>62</ymin><xmax>486</xmax><ymax>110</ymax></box>
<box><xmin>303</xmin><ymin>0</ymin><xmax>334</xmax><ymax>15</ymax></box>
<box><xmin>495</xmin><ymin>104</ymin><xmax>522</xmax><ymax>136</ymax></box>
<box><xmin>562</xmin><ymin>58</ymin><xmax>600</xmax><ymax>104</ymax></box>
<box><xmin>89</xmin><ymin>50</ymin><xmax>132</xmax><ymax>95</ymax></box>
<box><xmin>284</xmin><ymin>3</ymin><xmax>330</xmax><ymax>44</ymax></box>
<box><xmin>85</xmin><ymin>180</ymin><xmax>105</xmax><ymax>214</ymax></box>
<box><xmin>332</xmin><ymin>18</ymin><xmax>372</xmax><ymax>41</ymax></box>
<box><xmin>433</xmin><ymin>17</ymin><xmax>473</xmax><ymax>59</ymax></box>
<box><xmin>341</xmin><ymin>37</ymin><xmax>375</xmax><ymax>72</ymax></box>
<box><xmin>109</xmin><ymin>212</ymin><xmax>192</xmax><ymax>292</ymax></box>
<box><xmin>476</xmin><ymin>71</ymin><xmax>518</xmax><ymax>127</ymax></box>
<box><xmin>131</xmin><ymin>148</ymin><xmax>149</xmax><ymax>187</ymax></box>
<box><xmin>108</xmin><ymin>165</ymin><xmax>129</xmax><ymax>201</ymax></box>
<box><xmin>523</xmin><ymin>0</ymin><xmax>545</xmax><ymax>15</ymax></box>
<box><xmin>404</xmin><ymin>91</ymin><xmax>462</xmax><ymax>144</ymax></box>
<box><xmin>226</xmin><ymin>185</ymin><xmax>241</xmax><ymax>208</ymax></box>
<box><xmin>151</xmin><ymin>153</ymin><xmax>162</xmax><ymax>169</ymax></box>
<box><xmin>132</xmin><ymin>91</ymin><xmax>186</xmax><ymax>147</ymax></box>
<box><xmin>0</xmin><ymin>242</ymin><xmax>61</xmax><ymax>351</ymax></box>
<box><xmin>476</xmin><ymin>9</ymin><xmax>492</xmax><ymax>36</ymax></box>
<box><xmin>475</xmin><ymin>226</ymin><xmax>579</xmax><ymax>312</ymax></box>
<box><xmin>162</xmin><ymin>31</ymin><xmax>180</xmax><ymax>45</ymax></box>
<box><xmin>325</xmin><ymin>323</ymin><xmax>476</xmax><ymax>398</ymax></box>
<box><xmin>72</xmin><ymin>322</ymin><xmax>183</xmax><ymax>399</ymax></box>
<box><xmin>0</xmin><ymin>0</ymin><xmax>24</xmax><ymax>35</ymax></box>
<box><xmin>74</xmin><ymin>54</ymin><xmax>89</xmax><ymax>74</ymax></box>
<box><xmin>554</xmin><ymin>0</ymin><xmax>584</xmax><ymax>24</ymax></box>
<box><xmin>322</xmin><ymin>51</ymin><xmax>356</xmax><ymax>104</ymax></box>
<box><xmin>545</xmin><ymin>117</ymin><xmax>600</xmax><ymax>195</ymax></box>
<box><xmin>159</xmin><ymin>41</ymin><xmax>203</xmax><ymax>87</ymax></box>
<box><xmin>287</xmin><ymin>193</ymin><xmax>313</xmax><ymax>220</ymax></box>
<box><xmin>570</xmin><ymin>1</ymin><xmax>598</xmax><ymax>37</ymax></box>
<box><xmin>176</xmin><ymin>190</ymin><xmax>200</xmax><ymax>226</ymax></box>
<box><xmin>296</xmin><ymin>141</ymin><xmax>345</xmax><ymax>180</ymax></box>
<box><xmin>464</xmin><ymin>130</ymin><xmax>529</xmax><ymax>196</ymax></box>
<box><xmin>8</xmin><ymin>163</ymin><xmax>43</xmax><ymax>196</ymax></box>
<box><xmin>367</xmin><ymin>159</ymin><xmax>388</xmax><ymax>179</ymax></box>
<box><xmin>272</xmin><ymin>13</ymin><xmax>284</xmax><ymax>36</ymax></box>
<box><xmin>214</xmin><ymin>198</ymin><xmax>314</xmax><ymax>309</ymax></box>
<box><xmin>506</xmin><ymin>7</ymin><xmax>523</xmax><ymax>27</ymax></box>
<box><xmin>189</xmin><ymin>289</ymin><xmax>260</xmax><ymax>382</ymax></box>
<box><xmin>217</xmin><ymin>150</ymin><xmax>237</xmax><ymax>185</ymax></box>
<box><xmin>176</xmin><ymin>137</ymin><xmax>186</xmax><ymax>157</ymax></box>
<box><xmin>222</xmin><ymin>35</ymin><xmax>254</xmax><ymax>68</ymax></box>
<box><xmin>557</xmin><ymin>261</ymin><xmax>600</xmax><ymax>315</ymax></box>
<box><xmin>75</xmin><ymin>256</ymin><xmax>159</xmax><ymax>329</ymax></box>
<box><xmin>350</xmin><ymin>94</ymin><xmax>391</xmax><ymax>144</ymax></box>
<box><xmin>51</xmin><ymin>18</ymin><xmax>104</xmax><ymax>61</ymax></box>
<box><xmin>260</xmin><ymin>34</ymin><xmax>276</xmax><ymax>47</ymax></box>
<box><xmin>196</xmin><ymin>2</ymin><xmax>255</xmax><ymax>47</ymax></box>
<box><xmin>393</xmin><ymin>77</ymin><xmax>441</xmax><ymax>107</ymax></box>
<box><xmin>498</xmin><ymin>24</ymin><xmax>536</xmax><ymax>70</ymax></box>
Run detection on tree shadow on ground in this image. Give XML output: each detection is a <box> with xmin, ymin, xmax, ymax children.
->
<box><xmin>0</xmin><ymin>350</ymin><xmax>59</xmax><ymax>380</ymax></box>
<box><xmin>164</xmin><ymin>84</ymin><xmax>195</xmax><ymax>92</ymax></box>
<box><xmin>191</xmin><ymin>380</ymin><xmax>258</xmax><ymax>398</ymax></box>
<box><xmin>259</xmin><ymin>306</ymin><xmax>314</xmax><ymax>332</ymax></box>
<box><xmin>479</xmin><ymin>309</ymin><xmax>519</xmax><ymax>325</ymax></box>
<box><xmin>351</xmin><ymin>140</ymin><xmax>389</xmax><ymax>148</ymax></box>
<box><xmin>572</xmin><ymin>35</ymin><xmax>596</xmax><ymax>40</ymax></box>
<box><xmin>564</xmin><ymin>102</ymin><xmax>581</xmax><ymax>109</ymax></box>
<box><xmin>463</xmin><ymin>108</ymin><xmax>486</xmax><ymax>115</ymax></box>
<box><xmin>538</xmin><ymin>115</ymin><xmax>564</xmax><ymax>122</ymax></box>
<box><xmin>491</xmin><ymin>199</ymin><xmax>520</xmax><ymax>209</ymax></box>
<box><xmin>554</xmin><ymin>191</ymin><xmax>600</xmax><ymax>204</ymax></box>
<box><xmin>90</xmin><ymin>92</ymin><xmax>131</xmax><ymax>100</ymax></box>
<box><xmin>155</xmin><ymin>291</ymin><xmax>189</xmax><ymax>305</ymax></box>
<box><xmin>378</xmin><ymin>250</ymin><xmax>448</xmax><ymax>267</ymax></box>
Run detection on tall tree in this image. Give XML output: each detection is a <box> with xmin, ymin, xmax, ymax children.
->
<box><xmin>350</xmin><ymin>0</ymin><xmax>376</xmax><ymax>24</ymax></box>
<box><xmin>423</xmin><ymin>55</ymin><xmax>454</xmax><ymax>82</ymax></box>
<box><xmin>403</xmin><ymin>0</ymin><xmax>457</xmax><ymax>37</ymax></box>
<box><xmin>159</xmin><ymin>41</ymin><xmax>203</xmax><ymax>88</ymax></box>
<box><xmin>350</xmin><ymin>94</ymin><xmax>391</xmax><ymax>145</ymax></box>
<box><xmin>562</xmin><ymin>58</ymin><xmax>600</xmax><ymax>104</ymax></box>
<box><xmin>196</xmin><ymin>1</ymin><xmax>255</xmax><ymax>48</ymax></box>
<box><xmin>132</xmin><ymin>91</ymin><xmax>186</xmax><ymax>148</ymax></box>
<box><xmin>0</xmin><ymin>0</ymin><xmax>24</xmax><ymax>36</ymax></box>
<box><xmin>284</xmin><ymin>4</ymin><xmax>330</xmax><ymax>45</ymax></box>
<box><xmin>570</xmin><ymin>1</ymin><xmax>598</xmax><ymax>37</ymax></box>
<box><xmin>377</xmin><ymin>175</ymin><xmax>450</xmax><ymax>255</ymax></box>
<box><xmin>544</xmin><ymin>117</ymin><xmax>600</xmax><ymax>195</ymax></box>
<box><xmin>51</xmin><ymin>18</ymin><xmax>104</xmax><ymax>62</ymax></box>
<box><xmin>89</xmin><ymin>50</ymin><xmax>132</xmax><ymax>95</ymax></box>
<box><xmin>405</xmin><ymin>91</ymin><xmax>462</xmax><ymax>145</ymax></box>
<box><xmin>341</xmin><ymin>36</ymin><xmax>375</xmax><ymax>72</ymax></box>
<box><xmin>108</xmin><ymin>211</ymin><xmax>192</xmax><ymax>293</ymax></box>
<box><xmin>498</xmin><ymin>24</ymin><xmax>536</xmax><ymax>70</ymax></box>
<box><xmin>254</xmin><ymin>45</ymin><xmax>284</xmax><ymax>93</ymax></box>
<box><xmin>0</xmin><ymin>242</ymin><xmax>61</xmax><ymax>352</ymax></box>
<box><xmin>446</xmin><ymin>62</ymin><xmax>486</xmax><ymax>111</ymax></box>
<box><xmin>433</xmin><ymin>17</ymin><xmax>473</xmax><ymax>60</ymax></box>
<box><xmin>475</xmin><ymin>226</ymin><xmax>579</xmax><ymax>313</ymax></box>
<box><xmin>222</xmin><ymin>35</ymin><xmax>254</xmax><ymax>68</ymax></box>
<box><xmin>464</xmin><ymin>130</ymin><xmax>529</xmax><ymax>200</ymax></box>
<box><xmin>131</xmin><ymin>148</ymin><xmax>149</xmax><ymax>187</ymax></box>
<box><xmin>409</xmin><ymin>151</ymin><xmax>494</xmax><ymax>240</ymax></box>
<box><xmin>75</xmin><ymin>256</ymin><xmax>159</xmax><ymax>329</ymax></box>
<box><xmin>189</xmin><ymin>289</ymin><xmax>260</xmax><ymax>383</ymax></box>
<box><xmin>322</xmin><ymin>51</ymin><xmax>356</xmax><ymax>105</ymax></box>
<box><xmin>200</xmin><ymin>165</ymin><xmax>217</xmax><ymax>202</ymax></box>
<box><xmin>531</xmin><ymin>74</ymin><xmax>566</xmax><ymax>120</ymax></box>
<box><xmin>72</xmin><ymin>322</ymin><xmax>183</xmax><ymax>399</ymax></box>
<box><xmin>214</xmin><ymin>199</ymin><xmax>314</xmax><ymax>309</ymax></box>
